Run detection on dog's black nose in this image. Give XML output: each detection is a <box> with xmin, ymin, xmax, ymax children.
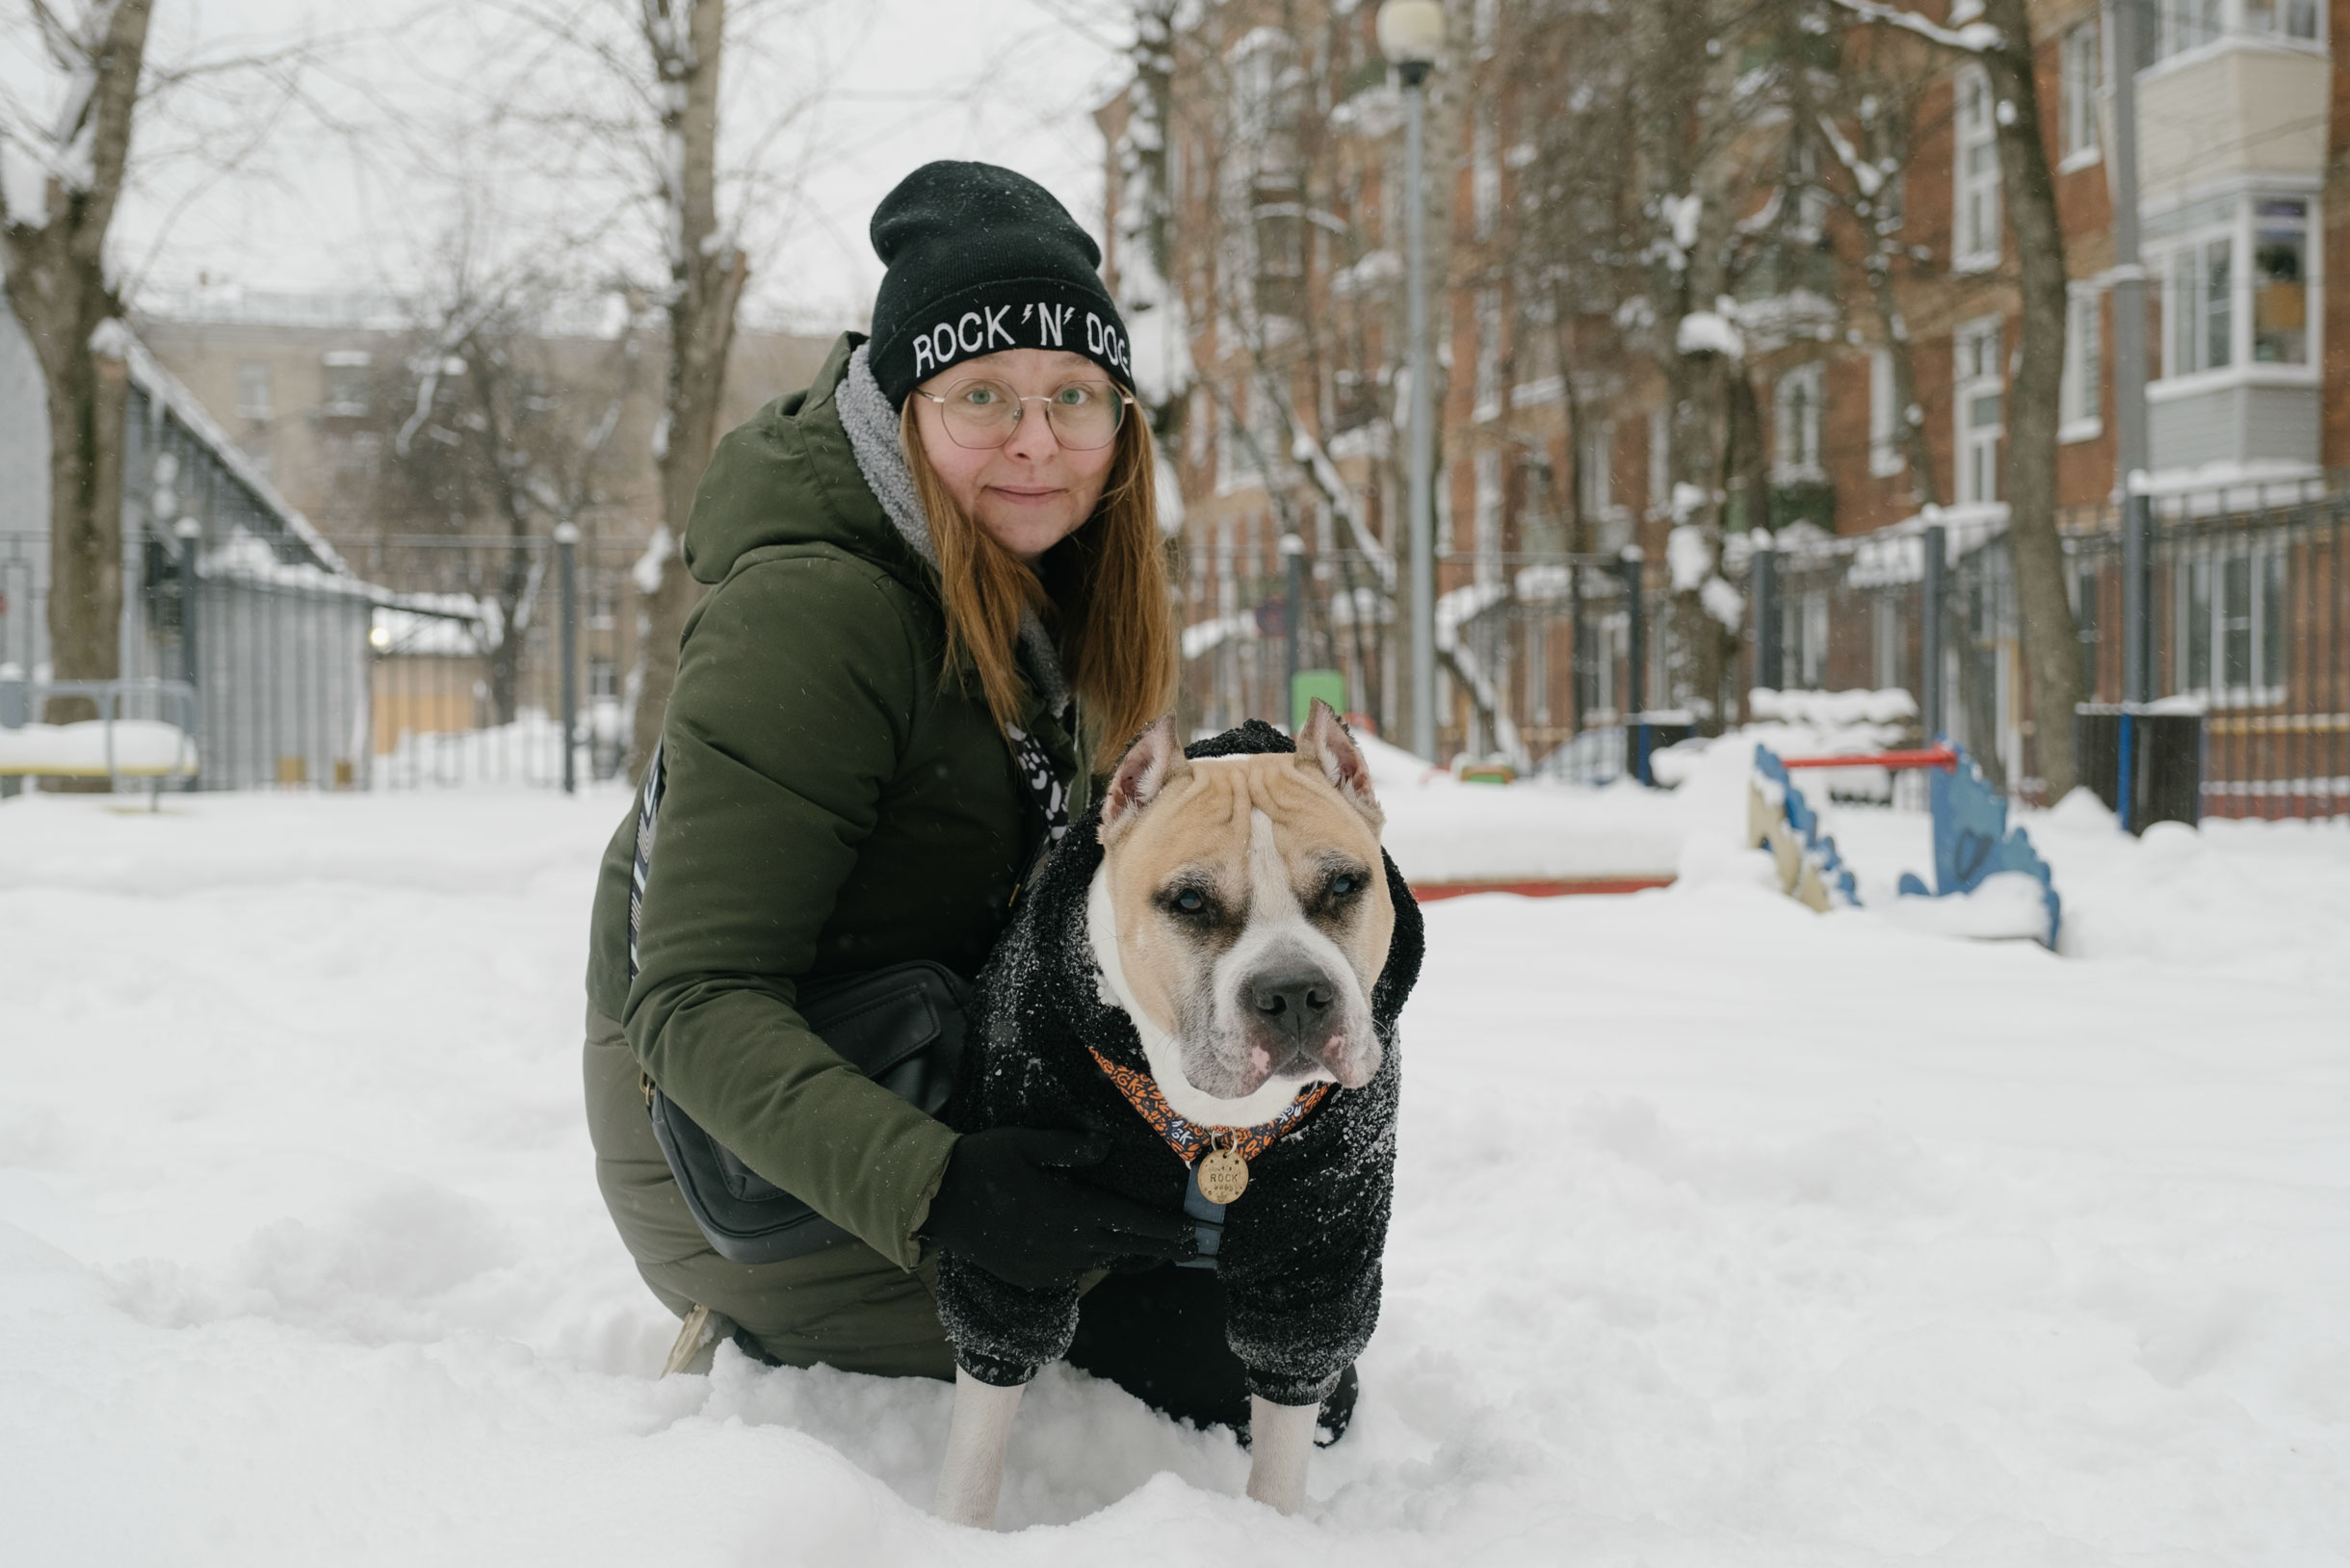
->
<box><xmin>1249</xmin><ymin>970</ymin><xmax>1334</xmax><ymax>1038</ymax></box>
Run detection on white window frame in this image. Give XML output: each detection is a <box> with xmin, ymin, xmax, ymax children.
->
<box><xmin>1785</xmin><ymin>589</ymin><xmax>1829</xmax><ymax>690</ymax></box>
<box><xmin>235</xmin><ymin>361</ymin><xmax>273</xmax><ymax>422</ymax></box>
<box><xmin>1474</xmin><ymin>287</ymin><xmax>1502</xmax><ymax>418</ymax></box>
<box><xmin>2149</xmin><ymin>192</ymin><xmax>2320</xmax><ymax>395</ymax></box>
<box><xmin>1578</xmin><ymin>416</ymin><xmax>1617</xmax><ymax>525</ymax></box>
<box><xmin>2173</xmin><ymin>542</ymin><xmax>2287</xmax><ymax>707</ymax></box>
<box><xmin>2059</xmin><ymin>18</ymin><xmax>2101</xmax><ymax>171</ymax></box>
<box><xmin>321</xmin><ymin>349</ymin><xmax>373</xmax><ymax>418</ymax></box>
<box><xmin>2060</xmin><ymin>287</ymin><xmax>2103</xmax><ymax>441</ymax></box>
<box><xmin>1872</xmin><ymin>593</ymin><xmax>1903</xmax><ymax>690</ymax></box>
<box><xmin>1472</xmin><ymin>107</ymin><xmax>1500</xmax><ymax>242</ymax></box>
<box><xmin>1867</xmin><ymin>347</ymin><xmax>1904</xmax><ymax>478</ymax></box>
<box><xmin>1954</xmin><ymin>316</ymin><xmax>2003</xmax><ymax>508</ymax></box>
<box><xmin>1646</xmin><ymin>406</ymin><xmax>1669</xmax><ymax>520</ymax></box>
<box><xmin>1772</xmin><ymin>361</ymin><xmax>1824</xmax><ymax>483</ymax></box>
<box><xmin>1952</xmin><ymin>67</ymin><xmax>2001</xmax><ymax>274</ymax></box>
<box><xmin>2143</xmin><ymin>0</ymin><xmax>2325</xmax><ymax>71</ymax></box>
<box><xmin>1475</xmin><ymin>446</ymin><xmax>1503</xmax><ymax>586</ymax></box>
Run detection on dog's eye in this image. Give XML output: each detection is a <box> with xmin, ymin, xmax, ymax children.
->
<box><xmin>1171</xmin><ymin>888</ymin><xmax>1208</xmax><ymax>915</ymax></box>
<box><xmin>1330</xmin><ymin>874</ymin><xmax>1360</xmax><ymax>897</ymax></box>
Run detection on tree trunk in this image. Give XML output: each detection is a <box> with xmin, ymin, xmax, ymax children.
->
<box><xmin>630</xmin><ymin>0</ymin><xmax>748</xmax><ymax>782</ymax></box>
<box><xmin>0</xmin><ymin>0</ymin><xmax>156</xmax><ymax>731</ymax></box>
<box><xmin>1983</xmin><ymin>0</ymin><xmax>2081</xmax><ymax>799</ymax></box>
<box><xmin>489</xmin><ymin>536</ymin><xmax>532</xmax><ymax>726</ymax></box>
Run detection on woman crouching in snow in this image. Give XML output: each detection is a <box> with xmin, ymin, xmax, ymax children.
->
<box><xmin>579</xmin><ymin>161</ymin><xmax>1317</xmax><ymax>1434</ymax></box>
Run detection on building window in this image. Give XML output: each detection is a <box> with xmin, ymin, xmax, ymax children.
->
<box><xmin>1474</xmin><ymin>287</ymin><xmax>1501</xmax><ymax>415</ymax></box>
<box><xmin>322</xmin><ymin>350</ymin><xmax>372</xmax><ymax>416</ymax></box>
<box><xmin>325</xmin><ymin>431</ymin><xmax>383</xmax><ymax>486</ymax></box>
<box><xmin>2253</xmin><ymin>198</ymin><xmax>2310</xmax><ymax>364</ymax></box>
<box><xmin>588</xmin><ymin>656</ymin><xmax>618</xmax><ymax>701</ymax></box>
<box><xmin>2175</xmin><ymin>545</ymin><xmax>2285</xmax><ymax>705</ymax></box>
<box><xmin>1868</xmin><ymin>348</ymin><xmax>1904</xmax><ymax>477</ymax></box>
<box><xmin>1953</xmin><ymin>68</ymin><xmax>2000</xmax><ymax>273</ymax></box>
<box><xmin>2152</xmin><ymin>195</ymin><xmax>2315</xmax><ymax>381</ymax></box>
<box><xmin>1578</xmin><ymin>417</ymin><xmax>1615</xmax><ymax>523</ymax></box>
<box><xmin>1872</xmin><ymin>593</ymin><xmax>1904</xmax><ymax>690</ymax></box>
<box><xmin>1773</xmin><ymin>362</ymin><xmax>1824</xmax><ymax>481</ymax></box>
<box><xmin>2150</xmin><ymin>0</ymin><xmax>2224</xmax><ymax>61</ymax></box>
<box><xmin>1785</xmin><ymin>589</ymin><xmax>1828</xmax><ymax>690</ymax></box>
<box><xmin>1646</xmin><ymin>406</ymin><xmax>1669</xmax><ymax>519</ymax></box>
<box><xmin>2060</xmin><ymin>290</ymin><xmax>2102</xmax><ymax>437</ymax></box>
<box><xmin>1475</xmin><ymin>447</ymin><xmax>1503</xmax><ymax>585</ymax></box>
<box><xmin>2060</xmin><ymin>19</ymin><xmax>2100</xmax><ymax>167</ymax></box>
<box><xmin>236</xmin><ymin>361</ymin><xmax>274</xmax><ymax>421</ymax></box>
<box><xmin>2148</xmin><ymin>0</ymin><xmax>2322</xmax><ymax>64</ymax></box>
<box><xmin>1954</xmin><ymin>317</ymin><xmax>2002</xmax><ymax>507</ymax></box>
<box><xmin>2166</xmin><ymin>234</ymin><xmax>2233</xmax><ymax>377</ymax></box>
<box><xmin>1472</xmin><ymin>107</ymin><xmax>1500</xmax><ymax>241</ymax></box>
<box><xmin>1215</xmin><ymin>393</ymin><xmax>1285</xmax><ymax>495</ymax></box>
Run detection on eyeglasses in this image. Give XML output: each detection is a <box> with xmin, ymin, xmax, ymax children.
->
<box><xmin>912</xmin><ymin>377</ymin><xmax>1135</xmax><ymax>451</ymax></box>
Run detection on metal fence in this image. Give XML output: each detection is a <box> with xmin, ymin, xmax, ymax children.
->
<box><xmin>1178</xmin><ymin>494</ymin><xmax>2350</xmax><ymax>819</ymax></box>
<box><xmin>0</xmin><ymin>530</ymin><xmax>642</xmax><ymax>794</ymax></box>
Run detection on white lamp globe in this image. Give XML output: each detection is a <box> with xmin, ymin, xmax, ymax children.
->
<box><xmin>1376</xmin><ymin>0</ymin><xmax>1447</xmax><ymax>67</ymax></box>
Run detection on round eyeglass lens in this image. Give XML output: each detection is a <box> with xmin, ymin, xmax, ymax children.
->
<box><xmin>938</xmin><ymin>379</ymin><xmax>1126</xmax><ymax>450</ymax></box>
<box><xmin>941</xmin><ymin>379</ymin><xmax>1021</xmax><ymax>448</ymax></box>
<box><xmin>1042</xmin><ymin>381</ymin><xmax>1124</xmax><ymax>449</ymax></box>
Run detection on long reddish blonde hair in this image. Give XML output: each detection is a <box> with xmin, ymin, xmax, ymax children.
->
<box><xmin>900</xmin><ymin>402</ymin><xmax>1176</xmax><ymax>773</ymax></box>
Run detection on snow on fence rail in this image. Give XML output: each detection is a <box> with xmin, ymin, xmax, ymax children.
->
<box><xmin>1178</xmin><ymin>487</ymin><xmax>2349</xmax><ymax>818</ymax></box>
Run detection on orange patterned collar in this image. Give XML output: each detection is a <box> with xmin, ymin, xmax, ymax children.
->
<box><xmin>1085</xmin><ymin>1045</ymin><xmax>1332</xmax><ymax>1168</ymax></box>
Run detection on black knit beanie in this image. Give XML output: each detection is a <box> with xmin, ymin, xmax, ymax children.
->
<box><xmin>867</xmin><ymin>160</ymin><xmax>1134</xmax><ymax>408</ymax></box>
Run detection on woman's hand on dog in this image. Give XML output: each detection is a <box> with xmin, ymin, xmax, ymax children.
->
<box><xmin>921</xmin><ymin>1128</ymin><xmax>1195</xmax><ymax>1290</ymax></box>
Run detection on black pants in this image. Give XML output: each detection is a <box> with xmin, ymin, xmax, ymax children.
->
<box><xmin>1064</xmin><ymin>1264</ymin><xmax>1252</xmax><ymax>1431</ymax></box>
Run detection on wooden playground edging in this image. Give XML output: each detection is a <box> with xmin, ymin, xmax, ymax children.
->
<box><xmin>1412</xmin><ymin>875</ymin><xmax>1677</xmax><ymax>902</ymax></box>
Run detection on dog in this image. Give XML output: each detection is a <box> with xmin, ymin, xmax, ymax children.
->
<box><xmin>931</xmin><ymin>701</ymin><xmax>1423</xmax><ymax>1526</ymax></box>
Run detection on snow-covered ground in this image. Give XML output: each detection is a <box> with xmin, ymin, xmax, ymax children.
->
<box><xmin>3</xmin><ymin>784</ymin><xmax>2346</xmax><ymax>1565</ymax></box>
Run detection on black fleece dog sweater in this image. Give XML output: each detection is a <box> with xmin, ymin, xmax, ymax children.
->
<box><xmin>934</xmin><ymin>721</ymin><xmax>1424</xmax><ymax>1407</ymax></box>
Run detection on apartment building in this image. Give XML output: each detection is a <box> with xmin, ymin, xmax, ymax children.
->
<box><xmin>1105</xmin><ymin>0</ymin><xmax>2348</xmax><ymax>796</ymax></box>
<box><xmin>134</xmin><ymin>290</ymin><xmax>835</xmax><ymax>559</ymax></box>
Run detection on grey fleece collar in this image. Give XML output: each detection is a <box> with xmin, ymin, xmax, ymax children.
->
<box><xmin>837</xmin><ymin>343</ymin><xmax>1069</xmax><ymax>714</ymax></box>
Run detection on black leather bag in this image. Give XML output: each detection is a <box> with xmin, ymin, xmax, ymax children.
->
<box><xmin>643</xmin><ymin>961</ymin><xmax>973</xmax><ymax>1266</ymax></box>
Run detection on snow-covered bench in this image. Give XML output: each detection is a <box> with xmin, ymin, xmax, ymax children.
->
<box><xmin>0</xmin><ymin>678</ymin><xmax>200</xmax><ymax>804</ymax></box>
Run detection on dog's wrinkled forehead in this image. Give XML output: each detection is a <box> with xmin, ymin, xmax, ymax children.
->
<box><xmin>1126</xmin><ymin>755</ymin><xmax>1375</xmax><ymax>877</ymax></box>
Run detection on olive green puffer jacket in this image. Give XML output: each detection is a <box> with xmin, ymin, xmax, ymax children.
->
<box><xmin>584</xmin><ymin>331</ymin><xmax>1087</xmax><ymax>1273</ymax></box>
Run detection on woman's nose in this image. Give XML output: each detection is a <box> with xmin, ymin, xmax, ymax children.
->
<box><xmin>1001</xmin><ymin>400</ymin><xmax>1061</xmax><ymax>462</ymax></box>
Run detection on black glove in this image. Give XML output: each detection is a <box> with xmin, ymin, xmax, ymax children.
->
<box><xmin>921</xmin><ymin>1128</ymin><xmax>1195</xmax><ymax>1290</ymax></box>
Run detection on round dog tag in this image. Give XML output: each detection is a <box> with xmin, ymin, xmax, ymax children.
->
<box><xmin>1196</xmin><ymin>1145</ymin><xmax>1249</xmax><ymax>1205</ymax></box>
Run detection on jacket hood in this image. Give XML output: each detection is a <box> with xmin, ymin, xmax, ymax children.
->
<box><xmin>680</xmin><ymin>331</ymin><xmax>930</xmax><ymax>591</ymax></box>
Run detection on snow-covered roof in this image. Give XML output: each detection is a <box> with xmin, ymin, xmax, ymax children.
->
<box><xmin>93</xmin><ymin>319</ymin><xmax>351</xmax><ymax>576</ymax></box>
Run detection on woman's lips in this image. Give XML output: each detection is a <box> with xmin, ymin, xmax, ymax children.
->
<box><xmin>989</xmin><ymin>485</ymin><xmax>1062</xmax><ymax>505</ymax></box>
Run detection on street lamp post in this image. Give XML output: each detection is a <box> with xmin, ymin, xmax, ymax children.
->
<box><xmin>1379</xmin><ymin>0</ymin><xmax>1445</xmax><ymax>761</ymax></box>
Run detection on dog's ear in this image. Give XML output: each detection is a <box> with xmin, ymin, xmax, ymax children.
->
<box><xmin>1100</xmin><ymin>717</ymin><xmax>1191</xmax><ymax>847</ymax></box>
<box><xmin>1294</xmin><ymin>699</ymin><xmax>1382</xmax><ymax>828</ymax></box>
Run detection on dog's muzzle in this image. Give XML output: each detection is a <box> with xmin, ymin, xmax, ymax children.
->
<box><xmin>1239</xmin><ymin>961</ymin><xmax>1375</xmax><ymax>1088</ymax></box>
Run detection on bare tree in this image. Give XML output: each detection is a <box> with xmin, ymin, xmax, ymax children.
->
<box><xmin>0</xmin><ymin>0</ymin><xmax>153</xmax><ymax>722</ymax></box>
<box><xmin>376</xmin><ymin>260</ymin><xmax>641</xmax><ymax>725</ymax></box>
<box><xmin>630</xmin><ymin>0</ymin><xmax>746</xmax><ymax>779</ymax></box>
<box><xmin>1827</xmin><ymin>0</ymin><xmax>2083</xmax><ymax>797</ymax></box>
<box><xmin>1623</xmin><ymin>0</ymin><xmax>1775</xmax><ymax>734</ymax></box>
<box><xmin>1808</xmin><ymin>39</ymin><xmax>1945</xmax><ymax>505</ymax></box>
<box><xmin>1140</xmin><ymin>5</ymin><xmax>1407</xmax><ymax>732</ymax></box>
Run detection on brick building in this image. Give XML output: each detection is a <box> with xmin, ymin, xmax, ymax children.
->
<box><xmin>1105</xmin><ymin>0</ymin><xmax>2347</xmax><ymax>808</ymax></box>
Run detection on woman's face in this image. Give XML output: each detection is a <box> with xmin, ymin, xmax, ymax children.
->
<box><xmin>910</xmin><ymin>348</ymin><xmax>1121</xmax><ymax>565</ymax></box>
